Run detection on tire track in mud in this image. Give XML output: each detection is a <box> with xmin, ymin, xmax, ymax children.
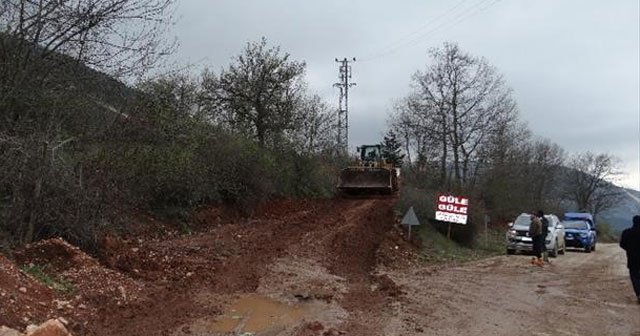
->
<box><xmin>88</xmin><ymin>197</ymin><xmax>401</xmax><ymax>336</ymax></box>
<box><xmin>317</xmin><ymin>197</ymin><xmax>399</xmax><ymax>335</ymax></box>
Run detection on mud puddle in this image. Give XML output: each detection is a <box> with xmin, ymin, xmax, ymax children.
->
<box><xmin>211</xmin><ymin>295</ymin><xmax>310</xmax><ymax>333</ymax></box>
<box><xmin>178</xmin><ymin>294</ymin><xmax>340</xmax><ymax>335</ymax></box>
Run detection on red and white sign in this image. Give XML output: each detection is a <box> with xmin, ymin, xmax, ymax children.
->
<box><xmin>435</xmin><ymin>194</ymin><xmax>469</xmax><ymax>225</ymax></box>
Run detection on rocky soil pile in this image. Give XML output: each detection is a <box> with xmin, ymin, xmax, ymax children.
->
<box><xmin>2</xmin><ymin>197</ymin><xmax>421</xmax><ymax>335</ymax></box>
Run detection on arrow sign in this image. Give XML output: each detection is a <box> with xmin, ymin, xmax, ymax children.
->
<box><xmin>401</xmin><ymin>206</ymin><xmax>420</xmax><ymax>241</ymax></box>
<box><xmin>401</xmin><ymin>206</ymin><xmax>420</xmax><ymax>226</ymax></box>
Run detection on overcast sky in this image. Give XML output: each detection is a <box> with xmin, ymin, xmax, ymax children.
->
<box><xmin>170</xmin><ymin>0</ymin><xmax>639</xmax><ymax>189</ymax></box>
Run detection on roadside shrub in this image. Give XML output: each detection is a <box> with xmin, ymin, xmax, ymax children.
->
<box><xmin>0</xmin><ymin>134</ymin><xmax>107</xmax><ymax>250</ymax></box>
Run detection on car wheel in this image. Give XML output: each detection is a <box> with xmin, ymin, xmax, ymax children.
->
<box><xmin>550</xmin><ymin>241</ymin><xmax>558</xmax><ymax>257</ymax></box>
<box><xmin>506</xmin><ymin>248</ymin><xmax>515</xmax><ymax>255</ymax></box>
<box><xmin>585</xmin><ymin>245</ymin><xmax>591</xmax><ymax>253</ymax></box>
<box><xmin>592</xmin><ymin>244</ymin><xmax>596</xmax><ymax>252</ymax></box>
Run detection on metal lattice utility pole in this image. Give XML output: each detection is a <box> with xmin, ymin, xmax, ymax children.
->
<box><xmin>333</xmin><ymin>57</ymin><xmax>356</xmax><ymax>152</ymax></box>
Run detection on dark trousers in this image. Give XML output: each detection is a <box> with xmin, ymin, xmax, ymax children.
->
<box><xmin>630</xmin><ymin>269</ymin><xmax>640</xmax><ymax>298</ymax></box>
<box><xmin>532</xmin><ymin>235</ymin><xmax>544</xmax><ymax>259</ymax></box>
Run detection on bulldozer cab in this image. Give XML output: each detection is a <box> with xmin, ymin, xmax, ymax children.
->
<box><xmin>359</xmin><ymin>145</ymin><xmax>382</xmax><ymax>162</ymax></box>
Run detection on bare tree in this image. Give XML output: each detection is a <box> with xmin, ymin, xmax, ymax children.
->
<box><xmin>201</xmin><ymin>38</ymin><xmax>306</xmax><ymax>148</ymax></box>
<box><xmin>0</xmin><ymin>0</ymin><xmax>175</xmax><ymax>244</ymax></box>
<box><xmin>479</xmin><ymin>122</ymin><xmax>566</xmax><ymax>218</ymax></box>
<box><xmin>289</xmin><ymin>94</ymin><xmax>337</xmax><ymax>154</ymax></box>
<box><xmin>1</xmin><ymin>0</ymin><xmax>175</xmax><ymax>133</ymax></box>
<box><xmin>564</xmin><ymin>152</ymin><xmax>623</xmax><ymax>218</ymax></box>
<box><xmin>0</xmin><ymin>0</ymin><xmax>175</xmax><ymax>77</ymax></box>
<box><xmin>392</xmin><ymin>42</ymin><xmax>517</xmax><ymax>188</ymax></box>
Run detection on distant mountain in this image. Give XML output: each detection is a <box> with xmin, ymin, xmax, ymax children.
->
<box><xmin>553</xmin><ymin>165</ymin><xmax>638</xmax><ymax>236</ymax></box>
<box><xmin>598</xmin><ymin>187</ymin><xmax>640</xmax><ymax>235</ymax></box>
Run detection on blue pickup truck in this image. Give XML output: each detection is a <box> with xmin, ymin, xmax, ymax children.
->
<box><xmin>562</xmin><ymin>212</ymin><xmax>597</xmax><ymax>252</ymax></box>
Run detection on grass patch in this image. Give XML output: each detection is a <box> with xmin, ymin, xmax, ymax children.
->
<box><xmin>416</xmin><ymin>223</ymin><xmax>505</xmax><ymax>264</ymax></box>
<box><xmin>20</xmin><ymin>264</ymin><xmax>75</xmax><ymax>295</ymax></box>
<box><xmin>396</xmin><ymin>185</ymin><xmax>505</xmax><ymax>264</ymax></box>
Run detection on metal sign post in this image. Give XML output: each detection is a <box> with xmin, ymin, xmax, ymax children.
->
<box><xmin>401</xmin><ymin>206</ymin><xmax>420</xmax><ymax>240</ymax></box>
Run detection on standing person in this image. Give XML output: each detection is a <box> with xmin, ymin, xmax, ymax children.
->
<box><xmin>620</xmin><ymin>215</ymin><xmax>640</xmax><ymax>304</ymax></box>
<box><xmin>529</xmin><ymin>213</ymin><xmax>544</xmax><ymax>267</ymax></box>
<box><xmin>538</xmin><ymin>210</ymin><xmax>550</xmax><ymax>263</ymax></box>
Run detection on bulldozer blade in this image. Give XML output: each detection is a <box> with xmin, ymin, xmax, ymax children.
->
<box><xmin>337</xmin><ymin>167</ymin><xmax>394</xmax><ymax>194</ymax></box>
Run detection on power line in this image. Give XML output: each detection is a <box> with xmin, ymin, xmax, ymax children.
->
<box><xmin>361</xmin><ymin>0</ymin><xmax>501</xmax><ymax>62</ymax></box>
<box><xmin>362</xmin><ymin>0</ymin><xmax>471</xmax><ymax>59</ymax></box>
<box><xmin>333</xmin><ymin>57</ymin><xmax>356</xmax><ymax>152</ymax></box>
<box><xmin>364</xmin><ymin>0</ymin><xmax>498</xmax><ymax>61</ymax></box>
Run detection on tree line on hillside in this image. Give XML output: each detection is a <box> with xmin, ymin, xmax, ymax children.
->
<box><xmin>0</xmin><ymin>1</ymin><xmax>342</xmax><ymax>250</ymax></box>
<box><xmin>387</xmin><ymin>42</ymin><xmax>622</xmax><ymax>237</ymax></box>
<box><xmin>0</xmin><ymin>0</ymin><xmax>622</xmax><ymax>251</ymax></box>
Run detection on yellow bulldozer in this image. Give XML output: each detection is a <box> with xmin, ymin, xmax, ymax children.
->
<box><xmin>337</xmin><ymin>144</ymin><xmax>399</xmax><ymax>195</ymax></box>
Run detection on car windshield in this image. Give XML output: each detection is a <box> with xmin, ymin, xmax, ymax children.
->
<box><xmin>562</xmin><ymin>220</ymin><xmax>589</xmax><ymax>230</ymax></box>
<box><xmin>513</xmin><ymin>215</ymin><xmax>531</xmax><ymax>227</ymax></box>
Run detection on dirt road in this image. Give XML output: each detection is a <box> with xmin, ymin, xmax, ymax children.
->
<box><xmin>169</xmin><ymin>200</ymin><xmax>639</xmax><ymax>336</ymax></box>
<box><xmin>386</xmin><ymin>243</ymin><xmax>640</xmax><ymax>336</ymax></box>
<box><xmin>6</xmin><ymin>198</ymin><xmax>639</xmax><ymax>336</ymax></box>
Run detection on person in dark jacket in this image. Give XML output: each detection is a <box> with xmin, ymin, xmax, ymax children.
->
<box><xmin>529</xmin><ymin>214</ymin><xmax>544</xmax><ymax>267</ymax></box>
<box><xmin>620</xmin><ymin>215</ymin><xmax>640</xmax><ymax>304</ymax></box>
<box><xmin>537</xmin><ymin>210</ymin><xmax>550</xmax><ymax>262</ymax></box>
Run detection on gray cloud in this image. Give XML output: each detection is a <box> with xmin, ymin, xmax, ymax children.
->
<box><xmin>170</xmin><ymin>0</ymin><xmax>639</xmax><ymax>188</ymax></box>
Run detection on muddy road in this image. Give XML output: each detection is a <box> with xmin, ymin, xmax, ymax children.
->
<box><xmin>6</xmin><ymin>198</ymin><xmax>639</xmax><ymax>336</ymax></box>
<box><xmin>168</xmin><ymin>199</ymin><xmax>639</xmax><ymax>336</ymax></box>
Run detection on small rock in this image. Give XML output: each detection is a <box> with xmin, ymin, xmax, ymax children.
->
<box><xmin>0</xmin><ymin>325</ymin><xmax>22</xmax><ymax>336</ymax></box>
<box><xmin>118</xmin><ymin>286</ymin><xmax>126</xmax><ymax>300</ymax></box>
<box><xmin>18</xmin><ymin>287</ymin><xmax>27</xmax><ymax>294</ymax></box>
<box><xmin>25</xmin><ymin>319</ymin><xmax>72</xmax><ymax>336</ymax></box>
<box><xmin>306</xmin><ymin>321</ymin><xmax>324</xmax><ymax>331</ymax></box>
<box><xmin>294</xmin><ymin>293</ymin><xmax>311</xmax><ymax>301</ymax></box>
<box><xmin>57</xmin><ymin>317</ymin><xmax>68</xmax><ymax>326</ymax></box>
<box><xmin>54</xmin><ymin>300</ymin><xmax>69</xmax><ymax>310</ymax></box>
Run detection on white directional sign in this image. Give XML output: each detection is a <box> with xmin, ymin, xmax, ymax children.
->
<box><xmin>435</xmin><ymin>194</ymin><xmax>469</xmax><ymax>225</ymax></box>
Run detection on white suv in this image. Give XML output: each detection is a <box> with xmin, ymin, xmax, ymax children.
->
<box><xmin>506</xmin><ymin>213</ymin><xmax>566</xmax><ymax>257</ymax></box>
